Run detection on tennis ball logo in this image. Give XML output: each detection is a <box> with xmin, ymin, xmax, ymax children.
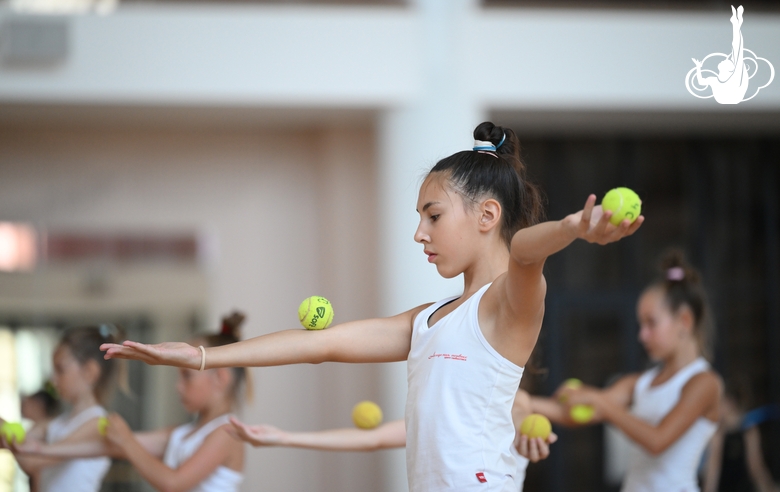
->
<box><xmin>519</xmin><ymin>414</ymin><xmax>552</xmax><ymax>440</ymax></box>
<box><xmin>1</xmin><ymin>422</ymin><xmax>26</xmax><ymax>444</ymax></box>
<box><xmin>352</xmin><ymin>401</ymin><xmax>383</xmax><ymax>429</ymax></box>
<box><xmin>298</xmin><ymin>296</ymin><xmax>334</xmax><ymax>330</ymax></box>
<box><xmin>601</xmin><ymin>187</ymin><xmax>642</xmax><ymax>226</ymax></box>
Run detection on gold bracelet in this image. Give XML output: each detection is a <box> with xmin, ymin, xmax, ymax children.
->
<box><xmin>198</xmin><ymin>345</ymin><xmax>206</xmax><ymax>371</ymax></box>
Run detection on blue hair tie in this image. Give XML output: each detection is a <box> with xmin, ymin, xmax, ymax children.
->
<box><xmin>473</xmin><ymin>139</ymin><xmax>496</xmax><ymax>152</ymax></box>
<box><xmin>496</xmin><ymin>133</ymin><xmax>506</xmax><ymax>149</ymax></box>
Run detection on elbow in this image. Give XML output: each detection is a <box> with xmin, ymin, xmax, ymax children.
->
<box><xmin>644</xmin><ymin>440</ymin><xmax>672</xmax><ymax>456</ymax></box>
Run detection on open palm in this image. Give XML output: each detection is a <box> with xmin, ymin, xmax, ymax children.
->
<box><xmin>101</xmin><ymin>340</ymin><xmax>200</xmax><ymax>369</ymax></box>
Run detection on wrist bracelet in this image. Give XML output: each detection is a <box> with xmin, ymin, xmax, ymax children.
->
<box><xmin>198</xmin><ymin>345</ymin><xmax>206</xmax><ymax>371</ymax></box>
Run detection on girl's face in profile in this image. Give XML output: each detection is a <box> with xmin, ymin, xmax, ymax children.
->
<box><xmin>51</xmin><ymin>345</ymin><xmax>93</xmax><ymax>404</ymax></box>
<box><xmin>414</xmin><ymin>174</ymin><xmax>483</xmax><ymax>279</ymax></box>
<box><xmin>176</xmin><ymin>367</ymin><xmax>215</xmax><ymax>414</ymax></box>
<box><xmin>636</xmin><ymin>288</ymin><xmax>688</xmax><ymax>361</ymax></box>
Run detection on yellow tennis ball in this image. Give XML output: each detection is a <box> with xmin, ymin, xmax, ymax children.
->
<box><xmin>1</xmin><ymin>422</ymin><xmax>26</xmax><ymax>444</ymax></box>
<box><xmin>570</xmin><ymin>404</ymin><xmax>595</xmax><ymax>424</ymax></box>
<box><xmin>352</xmin><ymin>401</ymin><xmax>383</xmax><ymax>429</ymax></box>
<box><xmin>559</xmin><ymin>378</ymin><xmax>583</xmax><ymax>403</ymax></box>
<box><xmin>298</xmin><ymin>296</ymin><xmax>334</xmax><ymax>330</ymax></box>
<box><xmin>98</xmin><ymin>417</ymin><xmax>108</xmax><ymax>436</ymax></box>
<box><xmin>519</xmin><ymin>413</ymin><xmax>552</xmax><ymax>440</ymax></box>
<box><xmin>601</xmin><ymin>187</ymin><xmax>642</xmax><ymax>226</ymax></box>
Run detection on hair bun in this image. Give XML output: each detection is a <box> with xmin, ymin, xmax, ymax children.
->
<box><xmin>220</xmin><ymin>311</ymin><xmax>246</xmax><ymax>338</ymax></box>
<box><xmin>659</xmin><ymin>249</ymin><xmax>700</xmax><ymax>285</ymax></box>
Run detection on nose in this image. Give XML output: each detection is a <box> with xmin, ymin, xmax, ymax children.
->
<box><xmin>414</xmin><ymin>221</ymin><xmax>429</xmax><ymax>244</ymax></box>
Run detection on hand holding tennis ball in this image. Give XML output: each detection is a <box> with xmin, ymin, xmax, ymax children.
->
<box><xmin>570</xmin><ymin>404</ymin><xmax>595</xmax><ymax>424</ymax></box>
<box><xmin>601</xmin><ymin>187</ymin><xmax>642</xmax><ymax>226</ymax></box>
<box><xmin>519</xmin><ymin>414</ymin><xmax>552</xmax><ymax>440</ymax></box>
<box><xmin>98</xmin><ymin>417</ymin><xmax>108</xmax><ymax>436</ymax></box>
<box><xmin>298</xmin><ymin>296</ymin><xmax>334</xmax><ymax>330</ymax></box>
<box><xmin>1</xmin><ymin>422</ymin><xmax>26</xmax><ymax>445</ymax></box>
<box><xmin>352</xmin><ymin>401</ymin><xmax>383</xmax><ymax>429</ymax></box>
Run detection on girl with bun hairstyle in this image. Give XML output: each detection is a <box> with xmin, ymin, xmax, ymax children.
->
<box><xmin>102</xmin><ymin>122</ymin><xmax>642</xmax><ymax>491</ymax></box>
<box><xmin>531</xmin><ymin>250</ymin><xmax>723</xmax><ymax>492</ymax></box>
<box><xmin>1</xmin><ymin>325</ymin><xmax>126</xmax><ymax>492</ymax></box>
<box><xmin>10</xmin><ymin>313</ymin><xmax>248</xmax><ymax>492</ymax></box>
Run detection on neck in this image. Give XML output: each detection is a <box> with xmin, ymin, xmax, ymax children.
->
<box><xmin>197</xmin><ymin>400</ymin><xmax>233</xmax><ymax>425</ymax></box>
<box><xmin>661</xmin><ymin>338</ymin><xmax>700</xmax><ymax>373</ymax></box>
<box><xmin>461</xmin><ymin>240</ymin><xmax>510</xmax><ymax>297</ymax></box>
<box><xmin>70</xmin><ymin>392</ymin><xmax>98</xmax><ymax>415</ymax></box>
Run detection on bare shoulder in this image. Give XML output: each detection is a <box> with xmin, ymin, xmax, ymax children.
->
<box><xmin>683</xmin><ymin>370</ymin><xmax>723</xmax><ymax>396</ymax></box>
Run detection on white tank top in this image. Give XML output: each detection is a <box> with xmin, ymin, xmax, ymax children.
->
<box><xmin>511</xmin><ymin>447</ymin><xmax>529</xmax><ymax>491</ymax></box>
<box><xmin>406</xmin><ymin>283</ymin><xmax>525</xmax><ymax>492</ymax></box>
<box><xmin>162</xmin><ymin>414</ymin><xmax>243</xmax><ymax>492</ymax></box>
<box><xmin>622</xmin><ymin>357</ymin><xmax>717</xmax><ymax>492</ymax></box>
<box><xmin>38</xmin><ymin>405</ymin><xmax>110</xmax><ymax>492</ymax></box>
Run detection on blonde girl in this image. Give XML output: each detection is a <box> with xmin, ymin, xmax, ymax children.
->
<box><xmin>102</xmin><ymin>122</ymin><xmax>642</xmax><ymax>491</ymax></box>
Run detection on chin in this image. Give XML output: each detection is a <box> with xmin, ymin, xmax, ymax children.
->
<box><xmin>435</xmin><ymin>265</ymin><xmax>462</xmax><ymax>279</ymax></box>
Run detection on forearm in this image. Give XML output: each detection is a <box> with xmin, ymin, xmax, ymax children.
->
<box><xmin>598</xmin><ymin>398</ymin><xmax>673</xmax><ymax>455</ymax></box>
<box><xmin>13</xmin><ymin>453</ymin><xmax>66</xmax><ymax>476</ymax></box>
<box><xmin>121</xmin><ymin>439</ymin><xmax>182</xmax><ymax>492</ymax></box>
<box><xmin>510</xmin><ymin>219</ymin><xmax>577</xmax><ymax>265</ymax></box>
<box><xmin>530</xmin><ymin>397</ymin><xmax>571</xmax><ymax>426</ymax></box>
<box><xmin>283</xmin><ymin>427</ymin><xmax>401</xmax><ymax>452</ymax></box>
<box><xmin>21</xmin><ymin>440</ymin><xmax>120</xmax><ymax>459</ymax></box>
<box><xmin>206</xmin><ymin>318</ymin><xmax>409</xmax><ymax>369</ymax></box>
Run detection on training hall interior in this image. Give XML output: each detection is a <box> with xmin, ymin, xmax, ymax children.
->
<box><xmin>0</xmin><ymin>0</ymin><xmax>779</xmax><ymax>491</ymax></box>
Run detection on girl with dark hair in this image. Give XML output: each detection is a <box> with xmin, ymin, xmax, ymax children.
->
<box><xmin>101</xmin><ymin>121</ymin><xmax>642</xmax><ymax>491</ymax></box>
<box><xmin>1</xmin><ymin>325</ymin><xmax>126</xmax><ymax>492</ymax></box>
<box><xmin>9</xmin><ymin>313</ymin><xmax>249</xmax><ymax>492</ymax></box>
<box><xmin>531</xmin><ymin>250</ymin><xmax>723</xmax><ymax>492</ymax></box>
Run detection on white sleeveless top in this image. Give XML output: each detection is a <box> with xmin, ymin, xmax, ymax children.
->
<box><xmin>511</xmin><ymin>447</ymin><xmax>529</xmax><ymax>491</ymax></box>
<box><xmin>406</xmin><ymin>283</ymin><xmax>525</xmax><ymax>492</ymax></box>
<box><xmin>622</xmin><ymin>357</ymin><xmax>717</xmax><ymax>492</ymax></box>
<box><xmin>162</xmin><ymin>414</ymin><xmax>243</xmax><ymax>492</ymax></box>
<box><xmin>38</xmin><ymin>405</ymin><xmax>110</xmax><ymax>492</ymax></box>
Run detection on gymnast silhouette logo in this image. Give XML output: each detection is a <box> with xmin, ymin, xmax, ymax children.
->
<box><xmin>685</xmin><ymin>5</ymin><xmax>774</xmax><ymax>104</ymax></box>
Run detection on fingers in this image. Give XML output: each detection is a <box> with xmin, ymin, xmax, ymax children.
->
<box><xmin>516</xmin><ymin>434</ymin><xmax>529</xmax><ymax>458</ymax></box>
<box><xmin>548</xmin><ymin>432</ymin><xmax>558</xmax><ymax>445</ymax></box>
<box><xmin>579</xmin><ymin>195</ymin><xmax>597</xmax><ymax>228</ymax></box>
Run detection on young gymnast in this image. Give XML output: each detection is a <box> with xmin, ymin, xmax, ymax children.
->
<box><xmin>9</xmin><ymin>313</ymin><xmax>248</xmax><ymax>492</ymax></box>
<box><xmin>102</xmin><ymin>121</ymin><xmax>643</xmax><ymax>491</ymax></box>
<box><xmin>1</xmin><ymin>325</ymin><xmax>125</xmax><ymax>492</ymax></box>
<box><xmin>227</xmin><ymin>389</ymin><xmax>557</xmax><ymax>490</ymax></box>
<box><xmin>531</xmin><ymin>250</ymin><xmax>723</xmax><ymax>492</ymax></box>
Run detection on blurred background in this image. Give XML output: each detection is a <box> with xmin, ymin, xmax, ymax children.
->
<box><xmin>0</xmin><ymin>0</ymin><xmax>778</xmax><ymax>491</ymax></box>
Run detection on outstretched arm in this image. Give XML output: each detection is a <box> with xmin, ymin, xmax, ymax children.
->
<box><xmin>104</xmin><ymin>414</ymin><xmax>240</xmax><ymax>492</ymax></box>
<box><xmin>228</xmin><ymin>417</ymin><xmax>406</xmax><ymax>452</ymax></box>
<box><xmin>565</xmin><ymin>372</ymin><xmax>721</xmax><ymax>455</ymax></box>
<box><xmin>492</xmin><ymin>195</ymin><xmax>643</xmax><ymax>364</ymax></box>
<box><xmin>2</xmin><ymin>417</ymin><xmax>103</xmax><ymax>476</ymax></box>
<box><xmin>102</xmin><ymin>307</ymin><xmax>426</xmax><ymax>369</ymax></box>
<box><xmin>11</xmin><ymin>428</ymin><xmax>172</xmax><ymax>460</ymax></box>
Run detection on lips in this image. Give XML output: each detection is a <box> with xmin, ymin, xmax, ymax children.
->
<box><xmin>425</xmin><ymin>251</ymin><xmax>437</xmax><ymax>263</ymax></box>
